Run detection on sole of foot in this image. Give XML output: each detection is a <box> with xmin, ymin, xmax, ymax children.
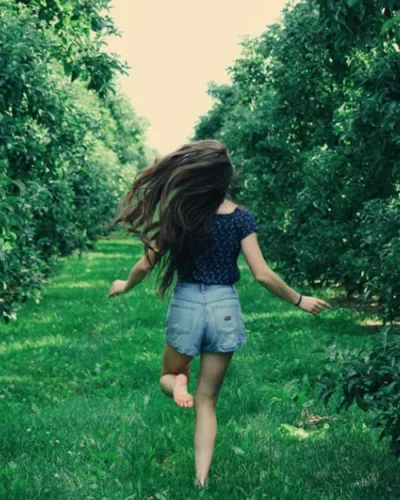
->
<box><xmin>173</xmin><ymin>373</ymin><xmax>194</xmax><ymax>409</ymax></box>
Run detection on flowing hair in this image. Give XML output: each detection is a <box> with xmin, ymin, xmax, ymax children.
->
<box><xmin>107</xmin><ymin>139</ymin><xmax>235</xmax><ymax>299</ymax></box>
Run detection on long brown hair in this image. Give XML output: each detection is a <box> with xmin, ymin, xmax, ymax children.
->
<box><xmin>107</xmin><ymin>139</ymin><xmax>235</xmax><ymax>299</ymax></box>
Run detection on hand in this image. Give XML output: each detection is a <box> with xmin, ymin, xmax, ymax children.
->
<box><xmin>109</xmin><ymin>279</ymin><xmax>128</xmax><ymax>298</ymax></box>
<box><xmin>298</xmin><ymin>295</ymin><xmax>332</xmax><ymax>315</ymax></box>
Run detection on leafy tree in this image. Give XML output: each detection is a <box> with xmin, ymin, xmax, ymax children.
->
<box><xmin>0</xmin><ymin>1</ymin><xmax>148</xmax><ymax>321</ymax></box>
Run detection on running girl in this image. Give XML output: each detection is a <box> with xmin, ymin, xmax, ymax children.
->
<box><xmin>108</xmin><ymin>139</ymin><xmax>332</xmax><ymax>488</ymax></box>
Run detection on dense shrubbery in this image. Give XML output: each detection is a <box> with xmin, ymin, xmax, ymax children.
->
<box><xmin>194</xmin><ymin>0</ymin><xmax>400</xmax><ymax>453</ymax></box>
<box><xmin>317</xmin><ymin>325</ymin><xmax>400</xmax><ymax>456</ymax></box>
<box><xmin>0</xmin><ymin>1</ymin><xmax>148</xmax><ymax>321</ymax></box>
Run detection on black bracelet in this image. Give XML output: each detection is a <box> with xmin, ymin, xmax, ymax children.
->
<box><xmin>295</xmin><ymin>294</ymin><xmax>302</xmax><ymax>307</ymax></box>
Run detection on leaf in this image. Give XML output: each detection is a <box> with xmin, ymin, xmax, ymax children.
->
<box><xmin>321</xmin><ymin>389</ymin><xmax>336</xmax><ymax>406</ymax></box>
<box><xmin>31</xmin><ymin>402</ymin><xmax>40</xmax><ymax>414</ymax></box>
<box><xmin>347</xmin><ymin>378</ymin><xmax>359</xmax><ymax>392</ymax></box>
<box><xmin>344</xmin><ymin>368</ymin><xmax>358</xmax><ymax>378</ymax></box>
<box><xmin>381</xmin><ymin>17</ymin><xmax>400</xmax><ymax>35</ymax></box>
<box><xmin>11</xmin><ymin>179</ymin><xmax>26</xmax><ymax>196</ymax></box>
<box><xmin>280</xmin><ymin>424</ymin><xmax>309</xmax><ymax>440</ymax></box>
<box><xmin>232</xmin><ymin>446</ymin><xmax>246</xmax><ymax>455</ymax></box>
<box><xmin>311</xmin><ymin>348</ymin><xmax>326</xmax><ymax>354</ymax></box>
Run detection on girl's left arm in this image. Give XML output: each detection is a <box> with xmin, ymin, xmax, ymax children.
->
<box><xmin>108</xmin><ymin>244</ymin><xmax>158</xmax><ymax>298</ymax></box>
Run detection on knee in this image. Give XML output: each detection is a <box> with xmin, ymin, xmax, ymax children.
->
<box><xmin>194</xmin><ymin>392</ymin><xmax>217</xmax><ymax>409</ymax></box>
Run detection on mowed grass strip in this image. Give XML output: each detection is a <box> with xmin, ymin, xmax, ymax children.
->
<box><xmin>0</xmin><ymin>234</ymin><xmax>398</xmax><ymax>500</ymax></box>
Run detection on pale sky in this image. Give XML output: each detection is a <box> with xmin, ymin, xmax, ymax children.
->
<box><xmin>106</xmin><ymin>0</ymin><xmax>288</xmax><ymax>155</ymax></box>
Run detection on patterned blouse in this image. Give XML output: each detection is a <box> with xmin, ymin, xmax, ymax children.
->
<box><xmin>177</xmin><ymin>206</ymin><xmax>258</xmax><ymax>284</ymax></box>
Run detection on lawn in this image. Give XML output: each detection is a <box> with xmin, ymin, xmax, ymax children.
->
<box><xmin>0</xmin><ymin>234</ymin><xmax>398</xmax><ymax>499</ymax></box>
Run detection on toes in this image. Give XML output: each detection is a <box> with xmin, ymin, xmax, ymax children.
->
<box><xmin>174</xmin><ymin>392</ymin><xmax>194</xmax><ymax>408</ymax></box>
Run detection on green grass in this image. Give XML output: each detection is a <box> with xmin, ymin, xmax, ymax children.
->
<box><xmin>0</xmin><ymin>234</ymin><xmax>398</xmax><ymax>499</ymax></box>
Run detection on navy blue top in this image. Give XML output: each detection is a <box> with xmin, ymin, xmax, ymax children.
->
<box><xmin>177</xmin><ymin>206</ymin><xmax>258</xmax><ymax>284</ymax></box>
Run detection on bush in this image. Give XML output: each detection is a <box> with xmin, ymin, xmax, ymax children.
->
<box><xmin>316</xmin><ymin>325</ymin><xmax>400</xmax><ymax>456</ymax></box>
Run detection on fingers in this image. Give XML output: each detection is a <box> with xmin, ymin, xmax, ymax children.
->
<box><xmin>311</xmin><ymin>299</ymin><xmax>333</xmax><ymax>315</ymax></box>
<box><xmin>109</xmin><ymin>280</ymin><xmax>120</xmax><ymax>298</ymax></box>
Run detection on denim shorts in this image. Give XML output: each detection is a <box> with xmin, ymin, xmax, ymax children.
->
<box><xmin>165</xmin><ymin>281</ymin><xmax>246</xmax><ymax>357</ymax></box>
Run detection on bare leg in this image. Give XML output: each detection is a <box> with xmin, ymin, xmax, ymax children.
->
<box><xmin>194</xmin><ymin>351</ymin><xmax>234</xmax><ymax>487</ymax></box>
<box><xmin>159</xmin><ymin>343</ymin><xmax>194</xmax><ymax>408</ymax></box>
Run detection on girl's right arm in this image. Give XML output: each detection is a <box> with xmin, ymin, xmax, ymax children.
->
<box><xmin>241</xmin><ymin>233</ymin><xmax>332</xmax><ymax>315</ymax></box>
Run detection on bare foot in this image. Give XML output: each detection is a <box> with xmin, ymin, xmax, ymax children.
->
<box><xmin>173</xmin><ymin>374</ymin><xmax>194</xmax><ymax>409</ymax></box>
<box><xmin>194</xmin><ymin>476</ymin><xmax>208</xmax><ymax>488</ymax></box>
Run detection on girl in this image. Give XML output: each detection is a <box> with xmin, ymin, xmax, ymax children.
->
<box><xmin>108</xmin><ymin>139</ymin><xmax>332</xmax><ymax>488</ymax></box>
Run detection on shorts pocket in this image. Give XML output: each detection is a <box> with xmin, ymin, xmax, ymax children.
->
<box><xmin>166</xmin><ymin>301</ymin><xmax>196</xmax><ymax>338</ymax></box>
<box><xmin>212</xmin><ymin>301</ymin><xmax>241</xmax><ymax>349</ymax></box>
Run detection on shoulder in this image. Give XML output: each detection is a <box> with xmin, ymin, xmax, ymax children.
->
<box><xmin>234</xmin><ymin>205</ymin><xmax>258</xmax><ymax>238</ymax></box>
<box><xmin>234</xmin><ymin>205</ymin><xmax>255</xmax><ymax>219</ymax></box>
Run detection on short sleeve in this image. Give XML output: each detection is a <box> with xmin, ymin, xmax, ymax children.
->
<box><xmin>237</xmin><ymin>208</ymin><xmax>258</xmax><ymax>241</ymax></box>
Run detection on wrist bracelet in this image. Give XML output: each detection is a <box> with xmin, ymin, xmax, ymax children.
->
<box><xmin>295</xmin><ymin>294</ymin><xmax>302</xmax><ymax>307</ymax></box>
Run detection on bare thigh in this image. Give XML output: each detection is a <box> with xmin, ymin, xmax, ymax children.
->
<box><xmin>160</xmin><ymin>343</ymin><xmax>193</xmax><ymax>379</ymax></box>
<box><xmin>194</xmin><ymin>351</ymin><xmax>234</xmax><ymax>406</ymax></box>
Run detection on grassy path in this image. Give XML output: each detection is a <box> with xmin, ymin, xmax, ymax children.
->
<box><xmin>0</xmin><ymin>235</ymin><xmax>398</xmax><ymax>499</ymax></box>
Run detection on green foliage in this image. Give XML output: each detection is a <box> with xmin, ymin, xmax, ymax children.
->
<box><xmin>317</xmin><ymin>326</ymin><xmax>400</xmax><ymax>455</ymax></box>
<box><xmin>0</xmin><ymin>1</ymin><xmax>148</xmax><ymax>321</ymax></box>
<box><xmin>15</xmin><ymin>0</ymin><xmax>128</xmax><ymax>97</ymax></box>
<box><xmin>0</xmin><ymin>175</ymin><xmax>51</xmax><ymax>322</ymax></box>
